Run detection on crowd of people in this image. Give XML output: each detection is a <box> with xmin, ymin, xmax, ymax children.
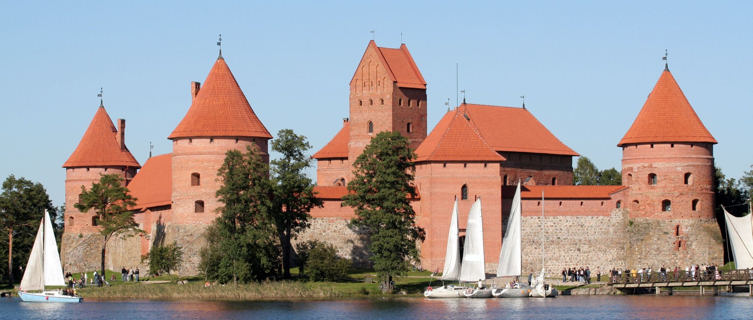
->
<box><xmin>61</xmin><ymin>266</ymin><xmax>141</xmax><ymax>289</ymax></box>
<box><xmin>561</xmin><ymin>267</ymin><xmax>598</xmax><ymax>284</ymax></box>
<box><xmin>608</xmin><ymin>264</ymin><xmax>725</xmax><ymax>283</ymax></box>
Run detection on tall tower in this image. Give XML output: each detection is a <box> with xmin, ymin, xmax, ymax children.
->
<box><xmin>619</xmin><ymin>67</ymin><xmax>717</xmax><ymax>219</ymax></box>
<box><xmin>348</xmin><ymin>41</ymin><xmax>427</xmax><ymax>169</ymax></box>
<box><xmin>168</xmin><ymin>55</ymin><xmax>272</xmax><ymax>226</ymax></box>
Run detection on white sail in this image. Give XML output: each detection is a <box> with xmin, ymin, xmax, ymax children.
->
<box><xmin>724</xmin><ymin>208</ymin><xmax>753</xmax><ymax>269</ymax></box>
<box><xmin>43</xmin><ymin>210</ymin><xmax>66</xmax><ymax>287</ymax></box>
<box><xmin>441</xmin><ymin>199</ymin><xmax>461</xmax><ymax>280</ymax></box>
<box><xmin>497</xmin><ymin>181</ymin><xmax>522</xmax><ymax>277</ymax></box>
<box><xmin>19</xmin><ymin>218</ymin><xmax>45</xmax><ymax>291</ymax></box>
<box><xmin>459</xmin><ymin>198</ymin><xmax>485</xmax><ymax>282</ymax></box>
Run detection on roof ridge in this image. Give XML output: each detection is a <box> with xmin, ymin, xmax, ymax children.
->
<box><xmin>423</xmin><ymin>108</ymin><xmax>460</xmax><ymax>160</ymax></box>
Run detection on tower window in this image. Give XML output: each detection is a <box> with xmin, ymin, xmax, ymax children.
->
<box><xmin>369</xmin><ymin>99</ymin><xmax>373</xmax><ymax>106</ymax></box>
<box><xmin>551</xmin><ymin>177</ymin><xmax>557</xmax><ymax>185</ymax></box>
<box><xmin>91</xmin><ymin>216</ymin><xmax>99</xmax><ymax>227</ymax></box>
<box><xmin>503</xmin><ymin>175</ymin><xmax>508</xmax><ymax>186</ymax></box>
<box><xmin>627</xmin><ymin>173</ymin><xmax>632</xmax><ymax>182</ymax></box>
<box><xmin>380</xmin><ymin>98</ymin><xmax>384</xmax><ymax>105</ymax></box>
<box><xmin>406</xmin><ymin>122</ymin><xmax>413</xmax><ymax>133</ymax></box>
<box><xmin>662</xmin><ymin>200</ymin><xmax>671</xmax><ymax>212</ymax></box>
<box><xmin>191</xmin><ymin>172</ymin><xmax>200</xmax><ymax>186</ymax></box>
<box><xmin>68</xmin><ymin>216</ymin><xmax>74</xmax><ymax>227</ymax></box>
<box><xmin>684</xmin><ymin>173</ymin><xmax>692</xmax><ymax>185</ymax></box>
<box><xmin>195</xmin><ymin>200</ymin><xmax>205</xmax><ymax>213</ymax></box>
<box><xmin>648</xmin><ymin>173</ymin><xmax>657</xmax><ymax>185</ymax></box>
<box><xmin>334</xmin><ymin>177</ymin><xmax>346</xmax><ymax>186</ymax></box>
<box><xmin>408</xmin><ymin>99</ymin><xmax>412</xmax><ymax>107</ymax></box>
<box><xmin>399</xmin><ymin>98</ymin><xmax>403</xmax><ymax>106</ymax></box>
<box><xmin>359</xmin><ymin>100</ymin><xmax>363</xmax><ymax>106</ymax></box>
<box><xmin>633</xmin><ymin>200</ymin><xmax>640</xmax><ymax>208</ymax></box>
<box><xmin>616</xmin><ymin>201</ymin><xmax>622</xmax><ymax>209</ymax></box>
<box><xmin>368</xmin><ymin>121</ymin><xmax>373</xmax><ymax>133</ymax></box>
<box><xmin>417</xmin><ymin>99</ymin><xmax>421</xmax><ymax>107</ymax></box>
<box><xmin>675</xmin><ymin>225</ymin><xmax>681</xmax><ymax>236</ymax></box>
<box><xmin>78</xmin><ymin>193</ymin><xmax>84</xmax><ymax>205</ymax></box>
<box><xmin>692</xmin><ymin>199</ymin><xmax>699</xmax><ymax>211</ymax></box>
<box><xmin>461</xmin><ymin>185</ymin><xmax>468</xmax><ymax>200</ymax></box>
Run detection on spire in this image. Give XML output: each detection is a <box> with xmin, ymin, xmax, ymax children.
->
<box><xmin>63</xmin><ymin>104</ymin><xmax>140</xmax><ymax>168</ymax></box>
<box><xmin>217</xmin><ymin>34</ymin><xmax>223</xmax><ymax>59</ymax></box>
<box><xmin>97</xmin><ymin>87</ymin><xmax>103</xmax><ymax>107</ymax></box>
<box><xmin>663</xmin><ymin>49</ymin><xmax>669</xmax><ymax>71</ymax></box>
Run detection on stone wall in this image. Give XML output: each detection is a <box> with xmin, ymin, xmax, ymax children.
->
<box><xmin>295</xmin><ymin>217</ymin><xmax>370</xmax><ymax>268</ymax></box>
<box><xmin>61</xmin><ymin>231</ymin><xmax>145</xmax><ymax>274</ymax></box>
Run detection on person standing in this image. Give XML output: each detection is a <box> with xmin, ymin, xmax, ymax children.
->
<box><xmin>135</xmin><ymin>268</ymin><xmax>140</xmax><ymax>282</ymax></box>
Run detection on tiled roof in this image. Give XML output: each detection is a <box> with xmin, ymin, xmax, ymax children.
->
<box><xmin>415</xmin><ymin>108</ymin><xmax>506</xmax><ymax>162</ymax></box>
<box><xmin>312</xmin><ymin>121</ymin><xmax>350</xmax><ymax>159</ymax></box>
<box><xmin>128</xmin><ymin>154</ymin><xmax>172</xmax><ymax>209</ymax></box>
<box><xmin>169</xmin><ymin>57</ymin><xmax>272</xmax><ymax>140</ymax></box>
<box><xmin>618</xmin><ymin>69</ymin><xmax>716</xmax><ymax>146</ymax></box>
<box><xmin>502</xmin><ymin>185</ymin><xmax>627</xmax><ymax>199</ymax></box>
<box><xmin>63</xmin><ymin>106</ymin><xmax>140</xmax><ymax>168</ymax></box>
<box><xmin>313</xmin><ymin>186</ymin><xmax>348</xmax><ymax>200</ymax></box>
<box><xmin>351</xmin><ymin>41</ymin><xmax>426</xmax><ymax>89</ymax></box>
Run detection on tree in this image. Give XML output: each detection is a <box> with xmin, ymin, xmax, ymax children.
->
<box><xmin>742</xmin><ymin>165</ymin><xmax>753</xmax><ymax>193</ymax></box>
<box><xmin>714</xmin><ymin>167</ymin><xmax>750</xmax><ymax>217</ymax></box>
<box><xmin>144</xmin><ymin>241</ymin><xmax>183</xmax><ymax>276</ymax></box>
<box><xmin>200</xmin><ymin>146</ymin><xmax>279</xmax><ymax>284</ymax></box>
<box><xmin>343</xmin><ymin>131</ymin><xmax>425</xmax><ymax>293</ymax></box>
<box><xmin>75</xmin><ymin>174</ymin><xmax>141</xmax><ymax>277</ymax></box>
<box><xmin>270</xmin><ymin>129</ymin><xmax>322</xmax><ymax>279</ymax></box>
<box><xmin>599</xmin><ymin>168</ymin><xmax>622</xmax><ymax>185</ymax></box>
<box><xmin>0</xmin><ymin>175</ymin><xmax>56</xmax><ymax>285</ymax></box>
<box><xmin>574</xmin><ymin>157</ymin><xmax>600</xmax><ymax>185</ymax></box>
<box><xmin>305</xmin><ymin>241</ymin><xmax>350</xmax><ymax>281</ymax></box>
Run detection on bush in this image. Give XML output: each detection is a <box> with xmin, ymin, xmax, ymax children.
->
<box><xmin>144</xmin><ymin>241</ymin><xmax>183</xmax><ymax>275</ymax></box>
<box><xmin>297</xmin><ymin>240</ymin><xmax>350</xmax><ymax>281</ymax></box>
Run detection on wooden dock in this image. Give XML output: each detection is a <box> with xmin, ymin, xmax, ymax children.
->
<box><xmin>609</xmin><ymin>269</ymin><xmax>753</xmax><ymax>296</ymax></box>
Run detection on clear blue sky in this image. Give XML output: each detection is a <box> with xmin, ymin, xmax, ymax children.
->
<box><xmin>1</xmin><ymin>1</ymin><xmax>751</xmax><ymax>207</ymax></box>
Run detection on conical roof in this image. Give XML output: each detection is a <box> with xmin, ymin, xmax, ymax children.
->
<box><xmin>618</xmin><ymin>69</ymin><xmax>716</xmax><ymax>146</ymax></box>
<box><xmin>63</xmin><ymin>105</ymin><xmax>140</xmax><ymax>168</ymax></box>
<box><xmin>169</xmin><ymin>57</ymin><xmax>272</xmax><ymax>140</ymax></box>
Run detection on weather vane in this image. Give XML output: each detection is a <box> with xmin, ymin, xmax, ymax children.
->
<box><xmin>460</xmin><ymin>90</ymin><xmax>466</xmax><ymax>104</ymax></box>
<box><xmin>217</xmin><ymin>33</ymin><xmax>223</xmax><ymax>58</ymax></box>
<box><xmin>97</xmin><ymin>87</ymin><xmax>103</xmax><ymax>106</ymax></box>
<box><xmin>520</xmin><ymin>95</ymin><xmax>526</xmax><ymax>109</ymax></box>
<box><xmin>370</xmin><ymin>30</ymin><xmax>375</xmax><ymax>40</ymax></box>
<box><xmin>663</xmin><ymin>49</ymin><xmax>668</xmax><ymax>70</ymax></box>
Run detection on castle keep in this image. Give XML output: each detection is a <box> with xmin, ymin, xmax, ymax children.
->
<box><xmin>61</xmin><ymin>42</ymin><xmax>722</xmax><ymax>275</ymax></box>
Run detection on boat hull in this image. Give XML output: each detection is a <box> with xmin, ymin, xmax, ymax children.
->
<box><xmin>492</xmin><ymin>287</ymin><xmax>531</xmax><ymax>298</ymax></box>
<box><xmin>19</xmin><ymin>291</ymin><xmax>82</xmax><ymax>303</ymax></box>
<box><xmin>464</xmin><ymin>288</ymin><xmax>493</xmax><ymax>298</ymax></box>
<box><xmin>424</xmin><ymin>285</ymin><xmax>467</xmax><ymax>298</ymax></box>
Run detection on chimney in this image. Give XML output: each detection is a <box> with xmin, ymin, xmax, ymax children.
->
<box><xmin>191</xmin><ymin>81</ymin><xmax>201</xmax><ymax>101</ymax></box>
<box><xmin>117</xmin><ymin>119</ymin><xmax>126</xmax><ymax>151</ymax></box>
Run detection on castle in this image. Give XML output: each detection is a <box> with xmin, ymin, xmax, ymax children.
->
<box><xmin>61</xmin><ymin>41</ymin><xmax>722</xmax><ymax>275</ymax></box>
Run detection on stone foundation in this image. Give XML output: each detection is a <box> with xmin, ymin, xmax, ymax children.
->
<box><xmin>296</xmin><ymin>217</ymin><xmax>371</xmax><ymax>268</ymax></box>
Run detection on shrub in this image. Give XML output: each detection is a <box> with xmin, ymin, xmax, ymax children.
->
<box><xmin>298</xmin><ymin>240</ymin><xmax>350</xmax><ymax>281</ymax></box>
<box><xmin>144</xmin><ymin>241</ymin><xmax>183</xmax><ymax>275</ymax></box>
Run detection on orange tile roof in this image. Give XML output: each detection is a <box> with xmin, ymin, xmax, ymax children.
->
<box><xmin>169</xmin><ymin>57</ymin><xmax>272</xmax><ymax>140</ymax></box>
<box><xmin>618</xmin><ymin>69</ymin><xmax>717</xmax><ymax>146</ymax></box>
<box><xmin>351</xmin><ymin>41</ymin><xmax>426</xmax><ymax>89</ymax></box>
<box><xmin>503</xmin><ymin>185</ymin><xmax>627</xmax><ymax>199</ymax></box>
<box><xmin>313</xmin><ymin>186</ymin><xmax>348</xmax><ymax>200</ymax></box>
<box><xmin>415</xmin><ymin>108</ymin><xmax>506</xmax><ymax>162</ymax></box>
<box><xmin>128</xmin><ymin>154</ymin><xmax>172</xmax><ymax>209</ymax></box>
<box><xmin>63</xmin><ymin>106</ymin><xmax>140</xmax><ymax>168</ymax></box>
<box><xmin>312</xmin><ymin>121</ymin><xmax>350</xmax><ymax>159</ymax></box>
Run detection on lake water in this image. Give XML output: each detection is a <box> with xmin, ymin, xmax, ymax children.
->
<box><xmin>2</xmin><ymin>295</ymin><xmax>752</xmax><ymax>319</ymax></box>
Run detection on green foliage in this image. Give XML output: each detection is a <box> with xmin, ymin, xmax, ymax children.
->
<box><xmin>714</xmin><ymin>166</ymin><xmax>750</xmax><ymax>217</ymax></box>
<box><xmin>298</xmin><ymin>240</ymin><xmax>350</xmax><ymax>281</ymax></box>
<box><xmin>145</xmin><ymin>241</ymin><xmax>183</xmax><ymax>275</ymax></box>
<box><xmin>75</xmin><ymin>174</ymin><xmax>141</xmax><ymax>276</ymax></box>
<box><xmin>200</xmin><ymin>146</ymin><xmax>280</xmax><ymax>284</ymax></box>
<box><xmin>270</xmin><ymin>129</ymin><xmax>322</xmax><ymax>278</ymax></box>
<box><xmin>742</xmin><ymin>165</ymin><xmax>753</xmax><ymax>193</ymax></box>
<box><xmin>573</xmin><ymin>156</ymin><xmax>622</xmax><ymax>185</ymax></box>
<box><xmin>343</xmin><ymin>131</ymin><xmax>425</xmax><ymax>293</ymax></box>
<box><xmin>0</xmin><ymin>175</ymin><xmax>56</xmax><ymax>284</ymax></box>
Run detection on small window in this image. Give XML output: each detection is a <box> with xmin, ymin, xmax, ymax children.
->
<box><xmin>380</xmin><ymin>98</ymin><xmax>384</xmax><ymax>105</ymax></box>
<box><xmin>633</xmin><ymin>200</ymin><xmax>640</xmax><ymax>208</ymax></box>
<box><xmin>369</xmin><ymin>99</ymin><xmax>373</xmax><ymax>106</ymax></box>
<box><xmin>189</xmin><ymin>138</ymin><xmax>192</xmax><ymax>143</ymax></box>
<box><xmin>558</xmin><ymin>201</ymin><xmax>563</xmax><ymax>207</ymax></box>
<box><xmin>408</xmin><ymin>99</ymin><xmax>412</xmax><ymax>107</ymax></box>
<box><xmin>648</xmin><ymin>173</ymin><xmax>657</xmax><ymax>185</ymax></box>
<box><xmin>692</xmin><ymin>199</ymin><xmax>699</xmax><ymax>211</ymax></box>
<box><xmin>334</xmin><ymin>178</ymin><xmax>346</xmax><ymax>186</ymax></box>
<box><xmin>551</xmin><ymin>177</ymin><xmax>557</xmax><ymax>185</ymax></box>
<box><xmin>209</xmin><ymin>138</ymin><xmax>214</xmax><ymax>143</ymax></box>
<box><xmin>461</xmin><ymin>185</ymin><xmax>468</xmax><ymax>200</ymax></box>
<box><xmin>443</xmin><ymin>163</ymin><xmax>447</xmax><ymax>168</ymax></box>
<box><xmin>195</xmin><ymin>200</ymin><xmax>205</xmax><ymax>213</ymax></box>
<box><xmin>503</xmin><ymin>175</ymin><xmax>508</xmax><ymax>186</ymax></box>
<box><xmin>684</xmin><ymin>173</ymin><xmax>692</xmax><ymax>185</ymax></box>
<box><xmin>91</xmin><ymin>216</ymin><xmax>99</xmax><ymax>227</ymax></box>
<box><xmin>463</xmin><ymin>163</ymin><xmax>467</xmax><ymax>168</ymax></box>
<box><xmin>416</xmin><ymin>99</ymin><xmax>421</xmax><ymax>107</ymax></box>
<box><xmin>616</xmin><ymin>200</ymin><xmax>622</xmax><ymax>209</ymax></box>
<box><xmin>191</xmin><ymin>172</ymin><xmax>200</xmax><ymax>186</ymax></box>
<box><xmin>677</xmin><ymin>240</ymin><xmax>683</xmax><ymax>249</ymax></box>
<box><xmin>78</xmin><ymin>193</ymin><xmax>84</xmax><ymax>205</ymax></box>
<box><xmin>68</xmin><ymin>216</ymin><xmax>74</xmax><ymax>227</ymax></box>
<box><xmin>537</xmin><ymin>201</ymin><xmax>541</xmax><ymax>206</ymax></box>
<box><xmin>601</xmin><ymin>201</ymin><xmax>605</xmax><ymax>206</ymax></box>
<box><xmin>406</xmin><ymin>122</ymin><xmax>413</xmax><ymax>133</ymax></box>
<box><xmin>675</xmin><ymin>225</ymin><xmax>681</xmax><ymax>236</ymax></box>
<box><xmin>368</xmin><ymin>121</ymin><xmax>374</xmax><ymax>133</ymax></box>
<box><xmin>650</xmin><ymin>144</ymin><xmax>654</xmax><ymax>148</ymax></box>
<box><xmin>399</xmin><ymin>98</ymin><xmax>403</xmax><ymax>106</ymax></box>
<box><xmin>580</xmin><ymin>201</ymin><xmax>584</xmax><ymax>206</ymax></box>
<box><xmin>627</xmin><ymin>173</ymin><xmax>632</xmax><ymax>182</ymax></box>
<box><xmin>662</xmin><ymin>200</ymin><xmax>671</xmax><ymax>212</ymax></box>
<box><xmin>671</xmin><ymin>144</ymin><xmax>675</xmax><ymax>148</ymax></box>
<box><xmin>235</xmin><ymin>138</ymin><xmax>239</xmax><ymax>143</ymax></box>
<box><xmin>359</xmin><ymin>100</ymin><xmax>363</xmax><ymax>106</ymax></box>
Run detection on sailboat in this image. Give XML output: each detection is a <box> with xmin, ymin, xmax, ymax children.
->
<box><xmin>18</xmin><ymin>210</ymin><xmax>82</xmax><ymax>303</ymax></box>
<box><xmin>529</xmin><ymin>189</ymin><xmax>557</xmax><ymax>298</ymax></box>
<box><xmin>492</xmin><ymin>181</ymin><xmax>530</xmax><ymax>298</ymax></box>
<box><xmin>722</xmin><ymin>206</ymin><xmax>753</xmax><ymax>270</ymax></box>
<box><xmin>424</xmin><ymin>199</ymin><xmax>467</xmax><ymax>298</ymax></box>
<box><xmin>461</xmin><ymin>198</ymin><xmax>492</xmax><ymax>298</ymax></box>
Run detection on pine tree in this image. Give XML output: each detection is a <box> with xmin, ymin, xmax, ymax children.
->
<box><xmin>343</xmin><ymin>132</ymin><xmax>425</xmax><ymax>293</ymax></box>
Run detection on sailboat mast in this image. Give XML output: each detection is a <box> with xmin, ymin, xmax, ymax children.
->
<box><xmin>541</xmin><ymin>191</ymin><xmax>545</xmax><ymax>272</ymax></box>
<box><xmin>41</xmin><ymin>212</ymin><xmax>45</xmax><ymax>290</ymax></box>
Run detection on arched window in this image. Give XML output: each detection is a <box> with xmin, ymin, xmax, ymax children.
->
<box><xmin>91</xmin><ymin>216</ymin><xmax>99</xmax><ymax>227</ymax></box>
<box><xmin>632</xmin><ymin>200</ymin><xmax>640</xmax><ymax>208</ymax></box>
<box><xmin>406</xmin><ymin>122</ymin><xmax>413</xmax><ymax>133</ymax></box>
<box><xmin>368</xmin><ymin>121</ymin><xmax>374</xmax><ymax>133</ymax></box>
<box><xmin>692</xmin><ymin>199</ymin><xmax>699</xmax><ymax>211</ymax></box>
<box><xmin>461</xmin><ymin>185</ymin><xmax>468</xmax><ymax>200</ymax></box>
<box><xmin>627</xmin><ymin>173</ymin><xmax>632</xmax><ymax>182</ymax></box>
<box><xmin>334</xmin><ymin>178</ymin><xmax>346</xmax><ymax>186</ymax></box>
<box><xmin>380</xmin><ymin>98</ymin><xmax>384</xmax><ymax>105</ymax></box>
<box><xmin>648</xmin><ymin>173</ymin><xmax>657</xmax><ymax>185</ymax></box>
<box><xmin>551</xmin><ymin>177</ymin><xmax>557</xmax><ymax>185</ymax></box>
<box><xmin>195</xmin><ymin>200</ymin><xmax>204</xmax><ymax>213</ymax></box>
<box><xmin>191</xmin><ymin>172</ymin><xmax>200</xmax><ymax>186</ymax></box>
<box><xmin>662</xmin><ymin>200</ymin><xmax>671</xmax><ymax>212</ymax></box>
<box><xmin>684</xmin><ymin>173</ymin><xmax>692</xmax><ymax>185</ymax></box>
<box><xmin>616</xmin><ymin>201</ymin><xmax>622</xmax><ymax>209</ymax></box>
<box><xmin>68</xmin><ymin>216</ymin><xmax>74</xmax><ymax>227</ymax></box>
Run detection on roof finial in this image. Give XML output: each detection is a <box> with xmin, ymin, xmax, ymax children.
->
<box><xmin>370</xmin><ymin>30</ymin><xmax>375</xmax><ymax>41</ymax></box>
<box><xmin>663</xmin><ymin>49</ymin><xmax>668</xmax><ymax>71</ymax></box>
<box><xmin>400</xmin><ymin>32</ymin><xmax>404</xmax><ymax>44</ymax></box>
<box><xmin>217</xmin><ymin>33</ymin><xmax>223</xmax><ymax>59</ymax></box>
<box><xmin>520</xmin><ymin>95</ymin><xmax>526</xmax><ymax>109</ymax></box>
<box><xmin>97</xmin><ymin>87</ymin><xmax>103</xmax><ymax>107</ymax></box>
<box><xmin>460</xmin><ymin>90</ymin><xmax>466</xmax><ymax>104</ymax></box>
<box><xmin>445</xmin><ymin>98</ymin><xmax>451</xmax><ymax>112</ymax></box>
<box><xmin>148</xmin><ymin>141</ymin><xmax>153</xmax><ymax>159</ymax></box>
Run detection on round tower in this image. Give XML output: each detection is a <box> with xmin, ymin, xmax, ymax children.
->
<box><xmin>168</xmin><ymin>56</ymin><xmax>272</xmax><ymax>226</ymax></box>
<box><xmin>619</xmin><ymin>67</ymin><xmax>717</xmax><ymax>219</ymax></box>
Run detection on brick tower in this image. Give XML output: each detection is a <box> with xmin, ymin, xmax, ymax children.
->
<box><xmin>61</xmin><ymin>102</ymin><xmax>140</xmax><ymax>269</ymax></box>
<box><xmin>347</xmin><ymin>41</ymin><xmax>427</xmax><ymax>175</ymax></box>
<box><xmin>168</xmin><ymin>54</ymin><xmax>272</xmax><ymax>225</ymax></box>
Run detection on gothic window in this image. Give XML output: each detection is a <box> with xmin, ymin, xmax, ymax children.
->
<box><xmin>368</xmin><ymin>121</ymin><xmax>373</xmax><ymax>133</ymax></box>
<box><xmin>195</xmin><ymin>200</ymin><xmax>205</xmax><ymax>213</ymax></box>
<box><xmin>461</xmin><ymin>185</ymin><xmax>468</xmax><ymax>200</ymax></box>
<box><xmin>406</xmin><ymin>122</ymin><xmax>413</xmax><ymax>133</ymax></box>
<box><xmin>648</xmin><ymin>173</ymin><xmax>657</xmax><ymax>185</ymax></box>
<box><xmin>684</xmin><ymin>172</ymin><xmax>692</xmax><ymax>185</ymax></box>
<box><xmin>91</xmin><ymin>216</ymin><xmax>98</xmax><ymax>227</ymax></box>
<box><xmin>692</xmin><ymin>199</ymin><xmax>699</xmax><ymax>211</ymax></box>
<box><xmin>191</xmin><ymin>173</ymin><xmax>200</xmax><ymax>186</ymax></box>
<box><xmin>662</xmin><ymin>200</ymin><xmax>671</xmax><ymax>212</ymax></box>
<box><xmin>68</xmin><ymin>216</ymin><xmax>74</xmax><ymax>227</ymax></box>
